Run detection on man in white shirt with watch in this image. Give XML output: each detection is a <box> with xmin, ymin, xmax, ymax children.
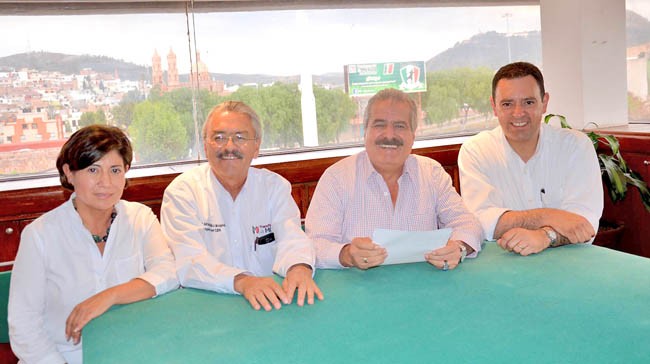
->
<box><xmin>458</xmin><ymin>62</ymin><xmax>603</xmax><ymax>256</ymax></box>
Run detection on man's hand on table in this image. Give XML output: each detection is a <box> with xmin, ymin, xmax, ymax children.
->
<box><xmin>497</xmin><ymin>227</ymin><xmax>549</xmax><ymax>256</ymax></box>
<box><xmin>339</xmin><ymin>237</ymin><xmax>387</xmax><ymax>269</ymax></box>
<box><xmin>283</xmin><ymin>263</ymin><xmax>324</xmax><ymax>306</ymax></box>
<box><xmin>234</xmin><ymin>274</ymin><xmax>288</xmax><ymax>311</ymax></box>
<box><xmin>425</xmin><ymin>240</ymin><xmax>470</xmax><ymax>270</ymax></box>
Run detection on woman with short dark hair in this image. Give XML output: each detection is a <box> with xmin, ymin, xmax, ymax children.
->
<box><xmin>8</xmin><ymin>125</ymin><xmax>178</xmax><ymax>364</ymax></box>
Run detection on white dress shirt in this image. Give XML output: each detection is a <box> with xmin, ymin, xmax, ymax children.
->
<box><xmin>8</xmin><ymin>196</ymin><xmax>178</xmax><ymax>364</ymax></box>
<box><xmin>458</xmin><ymin>123</ymin><xmax>603</xmax><ymax>240</ymax></box>
<box><xmin>161</xmin><ymin>164</ymin><xmax>315</xmax><ymax>294</ymax></box>
<box><xmin>306</xmin><ymin>151</ymin><xmax>484</xmax><ymax>269</ymax></box>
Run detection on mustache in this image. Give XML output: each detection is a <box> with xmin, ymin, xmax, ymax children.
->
<box><xmin>216</xmin><ymin>150</ymin><xmax>244</xmax><ymax>159</ymax></box>
<box><xmin>375</xmin><ymin>137</ymin><xmax>404</xmax><ymax>147</ymax></box>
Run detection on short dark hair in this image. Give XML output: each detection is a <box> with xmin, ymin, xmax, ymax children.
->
<box><xmin>364</xmin><ymin>88</ymin><xmax>418</xmax><ymax>132</ymax></box>
<box><xmin>492</xmin><ymin>62</ymin><xmax>545</xmax><ymax>100</ymax></box>
<box><xmin>56</xmin><ymin>125</ymin><xmax>133</xmax><ymax>191</ymax></box>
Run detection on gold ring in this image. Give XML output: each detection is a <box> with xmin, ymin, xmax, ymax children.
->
<box><xmin>363</xmin><ymin>257</ymin><xmax>368</xmax><ymax>264</ymax></box>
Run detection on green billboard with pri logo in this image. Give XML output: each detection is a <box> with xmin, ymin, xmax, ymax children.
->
<box><xmin>345</xmin><ymin>61</ymin><xmax>427</xmax><ymax>96</ymax></box>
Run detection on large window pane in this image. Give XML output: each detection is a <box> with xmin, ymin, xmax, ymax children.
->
<box><xmin>626</xmin><ymin>0</ymin><xmax>650</xmax><ymax>122</ymax></box>
<box><xmin>0</xmin><ymin>4</ymin><xmax>541</xmax><ymax>181</ymax></box>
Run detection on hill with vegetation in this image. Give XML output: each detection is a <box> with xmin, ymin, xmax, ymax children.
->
<box><xmin>627</xmin><ymin>10</ymin><xmax>650</xmax><ymax>46</ymax></box>
<box><xmin>426</xmin><ymin>30</ymin><xmax>541</xmax><ymax>72</ymax></box>
<box><xmin>0</xmin><ymin>51</ymin><xmax>150</xmax><ymax>81</ymax></box>
<box><xmin>427</xmin><ymin>10</ymin><xmax>650</xmax><ymax>72</ymax></box>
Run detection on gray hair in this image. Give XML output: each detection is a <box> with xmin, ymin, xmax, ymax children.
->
<box><xmin>202</xmin><ymin>100</ymin><xmax>262</xmax><ymax>140</ymax></box>
<box><xmin>363</xmin><ymin>88</ymin><xmax>418</xmax><ymax>132</ymax></box>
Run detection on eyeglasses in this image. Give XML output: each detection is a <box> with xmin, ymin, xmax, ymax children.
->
<box><xmin>207</xmin><ymin>133</ymin><xmax>258</xmax><ymax>147</ymax></box>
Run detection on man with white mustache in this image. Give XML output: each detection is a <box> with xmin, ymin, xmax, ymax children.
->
<box><xmin>162</xmin><ymin>101</ymin><xmax>323</xmax><ymax>311</ymax></box>
<box><xmin>306</xmin><ymin>88</ymin><xmax>483</xmax><ymax>270</ymax></box>
<box><xmin>458</xmin><ymin>62</ymin><xmax>603</xmax><ymax>256</ymax></box>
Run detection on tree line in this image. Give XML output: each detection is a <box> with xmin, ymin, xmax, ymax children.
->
<box><xmin>79</xmin><ymin>67</ymin><xmax>495</xmax><ymax>164</ymax></box>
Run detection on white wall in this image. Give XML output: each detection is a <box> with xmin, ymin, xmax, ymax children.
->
<box><xmin>541</xmin><ymin>0</ymin><xmax>628</xmax><ymax>129</ymax></box>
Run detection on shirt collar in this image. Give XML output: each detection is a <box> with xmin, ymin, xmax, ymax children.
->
<box><xmin>360</xmin><ymin>150</ymin><xmax>414</xmax><ymax>184</ymax></box>
<box><xmin>206</xmin><ymin>164</ymin><xmax>251</xmax><ymax>200</ymax></box>
<box><xmin>499</xmin><ymin>124</ymin><xmax>545</xmax><ymax>165</ymax></box>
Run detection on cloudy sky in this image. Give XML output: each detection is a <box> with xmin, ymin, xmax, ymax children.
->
<box><xmin>629</xmin><ymin>0</ymin><xmax>650</xmax><ymax>19</ymax></box>
<box><xmin>0</xmin><ymin>2</ymin><xmax>647</xmax><ymax>76</ymax></box>
<box><xmin>0</xmin><ymin>5</ymin><xmax>539</xmax><ymax>75</ymax></box>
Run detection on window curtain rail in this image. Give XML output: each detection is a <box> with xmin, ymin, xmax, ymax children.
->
<box><xmin>0</xmin><ymin>1</ymin><xmax>540</xmax><ymax>16</ymax></box>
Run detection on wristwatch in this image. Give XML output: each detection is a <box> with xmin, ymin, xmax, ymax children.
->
<box><xmin>458</xmin><ymin>243</ymin><xmax>467</xmax><ymax>263</ymax></box>
<box><xmin>542</xmin><ymin>226</ymin><xmax>558</xmax><ymax>248</ymax></box>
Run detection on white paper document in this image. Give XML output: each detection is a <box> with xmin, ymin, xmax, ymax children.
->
<box><xmin>372</xmin><ymin>228</ymin><xmax>452</xmax><ymax>265</ymax></box>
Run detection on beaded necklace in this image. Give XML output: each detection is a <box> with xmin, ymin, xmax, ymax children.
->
<box><xmin>92</xmin><ymin>211</ymin><xmax>117</xmax><ymax>243</ymax></box>
<box><xmin>73</xmin><ymin>198</ymin><xmax>117</xmax><ymax>244</ymax></box>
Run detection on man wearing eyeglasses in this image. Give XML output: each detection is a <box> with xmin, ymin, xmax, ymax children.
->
<box><xmin>161</xmin><ymin>101</ymin><xmax>323</xmax><ymax>311</ymax></box>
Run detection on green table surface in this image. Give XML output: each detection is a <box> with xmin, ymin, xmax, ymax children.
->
<box><xmin>84</xmin><ymin>243</ymin><xmax>650</xmax><ymax>363</ymax></box>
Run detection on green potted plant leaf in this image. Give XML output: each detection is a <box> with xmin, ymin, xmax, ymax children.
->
<box><xmin>544</xmin><ymin>114</ymin><xmax>650</xmax><ymax>247</ymax></box>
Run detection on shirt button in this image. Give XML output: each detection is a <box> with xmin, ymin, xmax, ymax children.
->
<box><xmin>383</xmin><ymin>192</ymin><xmax>389</xmax><ymax>197</ymax></box>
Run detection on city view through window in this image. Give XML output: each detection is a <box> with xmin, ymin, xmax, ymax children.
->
<box><xmin>627</xmin><ymin>1</ymin><xmax>650</xmax><ymax>123</ymax></box>
<box><xmin>0</xmin><ymin>2</ymin><xmax>648</xmax><ymax>182</ymax></box>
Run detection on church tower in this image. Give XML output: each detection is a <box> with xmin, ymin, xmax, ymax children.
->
<box><xmin>167</xmin><ymin>48</ymin><xmax>179</xmax><ymax>89</ymax></box>
<box><xmin>197</xmin><ymin>52</ymin><xmax>211</xmax><ymax>83</ymax></box>
<box><xmin>152</xmin><ymin>49</ymin><xmax>163</xmax><ymax>88</ymax></box>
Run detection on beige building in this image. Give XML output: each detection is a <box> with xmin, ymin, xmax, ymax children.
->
<box><xmin>627</xmin><ymin>43</ymin><xmax>649</xmax><ymax>99</ymax></box>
